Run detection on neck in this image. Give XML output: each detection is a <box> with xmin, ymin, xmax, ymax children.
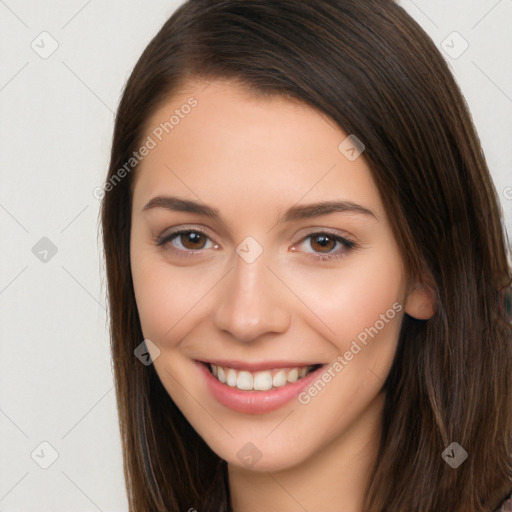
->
<box><xmin>228</xmin><ymin>391</ymin><xmax>385</xmax><ymax>512</ymax></box>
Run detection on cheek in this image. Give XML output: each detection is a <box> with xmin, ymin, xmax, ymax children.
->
<box><xmin>130</xmin><ymin>245</ymin><xmax>217</xmax><ymax>348</ymax></box>
<box><xmin>280</xmin><ymin>243</ymin><xmax>405</xmax><ymax>347</ymax></box>
<box><xmin>131</xmin><ymin>243</ymin><xmax>180</xmax><ymax>344</ymax></box>
<box><xmin>287</xmin><ymin>247</ymin><xmax>405</xmax><ymax>433</ymax></box>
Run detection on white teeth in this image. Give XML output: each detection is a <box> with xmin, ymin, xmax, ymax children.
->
<box><xmin>254</xmin><ymin>371</ymin><xmax>273</xmax><ymax>391</ymax></box>
<box><xmin>287</xmin><ymin>368</ymin><xmax>299</xmax><ymax>383</ymax></box>
<box><xmin>272</xmin><ymin>370</ymin><xmax>287</xmax><ymax>388</ymax></box>
<box><xmin>226</xmin><ymin>368</ymin><xmax>237</xmax><ymax>387</ymax></box>
<box><xmin>209</xmin><ymin>364</ymin><xmax>316</xmax><ymax>391</ymax></box>
<box><xmin>237</xmin><ymin>371</ymin><xmax>253</xmax><ymax>390</ymax></box>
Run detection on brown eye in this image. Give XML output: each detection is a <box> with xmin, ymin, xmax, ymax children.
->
<box><xmin>156</xmin><ymin>229</ymin><xmax>215</xmax><ymax>255</ymax></box>
<box><xmin>293</xmin><ymin>232</ymin><xmax>357</xmax><ymax>262</ymax></box>
<box><xmin>179</xmin><ymin>231</ymin><xmax>208</xmax><ymax>250</ymax></box>
<box><xmin>310</xmin><ymin>234</ymin><xmax>336</xmax><ymax>253</ymax></box>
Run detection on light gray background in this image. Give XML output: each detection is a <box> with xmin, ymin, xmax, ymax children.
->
<box><xmin>1</xmin><ymin>1</ymin><xmax>511</xmax><ymax>510</ymax></box>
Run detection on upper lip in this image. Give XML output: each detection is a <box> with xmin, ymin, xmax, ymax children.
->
<box><xmin>199</xmin><ymin>359</ymin><xmax>324</xmax><ymax>371</ymax></box>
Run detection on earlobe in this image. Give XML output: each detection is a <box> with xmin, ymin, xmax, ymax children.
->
<box><xmin>404</xmin><ymin>282</ymin><xmax>436</xmax><ymax>320</ymax></box>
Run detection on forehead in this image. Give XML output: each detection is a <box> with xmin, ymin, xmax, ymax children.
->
<box><xmin>131</xmin><ymin>79</ymin><xmax>382</xmax><ymax>220</ymax></box>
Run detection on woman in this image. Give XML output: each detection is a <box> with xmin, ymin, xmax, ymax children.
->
<box><xmin>99</xmin><ymin>0</ymin><xmax>512</xmax><ymax>510</ymax></box>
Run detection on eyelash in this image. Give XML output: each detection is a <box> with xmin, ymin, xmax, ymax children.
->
<box><xmin>155</xmin><ymin>227</ymin><xmax>358</xmax><ymax>261</ymax></box>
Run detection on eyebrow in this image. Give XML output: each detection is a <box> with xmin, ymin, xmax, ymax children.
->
<box><xmin>142</xmin><ymin>196</ymin><xmax>377</xmax><ymax>222</ymax></box>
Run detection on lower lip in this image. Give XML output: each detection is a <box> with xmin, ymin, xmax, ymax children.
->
<box><xmin>197</xmin><ymin>361</ymin><xmax>326</xmax><ymax>414</ymax></box>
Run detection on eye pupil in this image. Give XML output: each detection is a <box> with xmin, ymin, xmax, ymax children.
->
<box><xmin>181</xmin><ymin>232</ymin><xmax>206</xmax><ymax>250</ymax></box>
<box><xmin>311</xmin><ymin>235</ymin><xmax>335</xmax><ymax>253</ymax></box>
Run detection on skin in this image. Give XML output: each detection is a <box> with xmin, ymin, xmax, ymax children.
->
<box><xmin>129</xmin><ymin>78</ymin><xmax>435</xmax><ymax>512</ymax></box>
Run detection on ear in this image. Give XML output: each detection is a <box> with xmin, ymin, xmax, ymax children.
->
<box><xmin>404</xmin><ymin>281</ymin><xmax>436</xmax><ymax>320</ymax></box>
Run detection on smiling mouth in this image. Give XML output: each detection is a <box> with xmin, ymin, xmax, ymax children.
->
<box><xmin>204</xmin><ymin>362</ymin><xmax>323</xmax><ymax>391</ymax></box>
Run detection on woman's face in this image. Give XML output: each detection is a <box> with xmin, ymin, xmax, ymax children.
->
<box><xmin>130</xmin><ymin>79</ymin><xmax>425</xmax><ymax>472</ymax></box>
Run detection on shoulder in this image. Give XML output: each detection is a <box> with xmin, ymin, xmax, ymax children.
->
<box><xmin>495</xmin><ymin>492</ymin><xmax>512</xmax><ymax>512</ymax></box>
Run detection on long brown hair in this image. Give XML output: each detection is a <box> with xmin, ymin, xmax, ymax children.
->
<box><xmin>99</xmin><ymin>1</ymin><xmax>512</xmax><ymax>510</ymax></box>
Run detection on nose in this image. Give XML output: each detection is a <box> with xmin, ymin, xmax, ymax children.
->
<box><xmin>213</xmin><ymin>249</ymin><xmax>291</xmax><ymax>343</ymax></box>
